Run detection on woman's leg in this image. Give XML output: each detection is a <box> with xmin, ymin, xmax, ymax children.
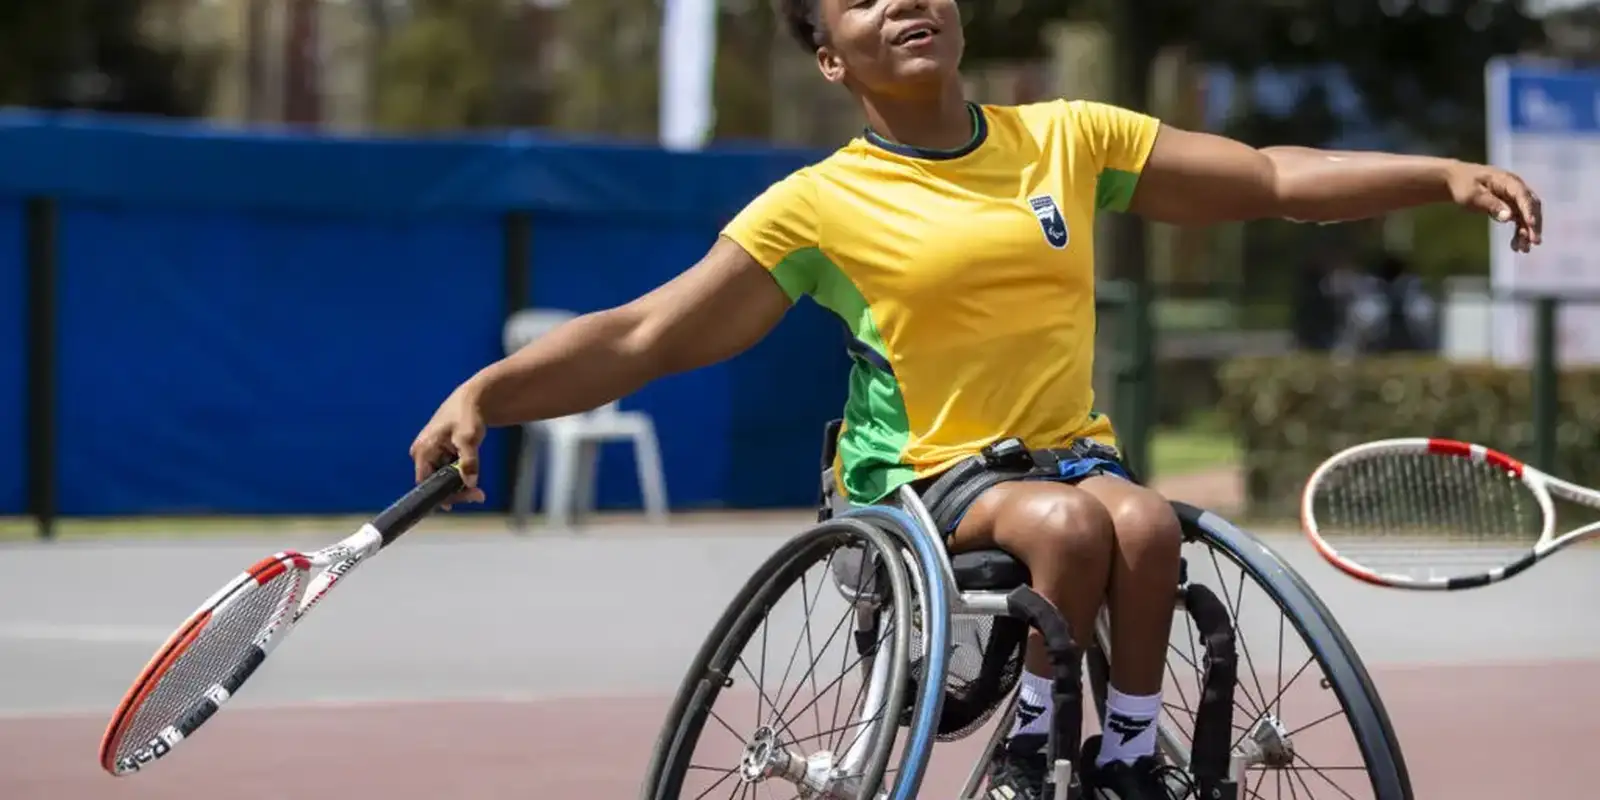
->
<box><xmin>947</xmin><ymin>480</ymin><xmax>1116</xmax><ymax>796</ymax></box>
<box><xmin>1074</xmin><ymin>473</ymin><xmax>1185</xmax><ymax>769</ymax></box>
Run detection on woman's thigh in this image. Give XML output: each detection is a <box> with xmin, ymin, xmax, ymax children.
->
<box><xmin>946</xmin><ymin>479</ymin><xmax>1116</xmax><ymax>560</ymax></box>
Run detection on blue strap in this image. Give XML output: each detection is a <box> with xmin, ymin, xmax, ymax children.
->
<box><xmin>1055</xmin><ymin>456</ymin><xmax>1130</xmax><ymax>482</ymax></box>
<box><xmin>943</xmin><ymin>455</ymin><xmax>1131</xmax><ymax>534</ymax></box>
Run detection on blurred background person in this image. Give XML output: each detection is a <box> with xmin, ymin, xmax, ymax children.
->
<box><xmin>1337</xmin><ymin>251</ymin><xmax>1441</xmax><ymax>355</ymax></box>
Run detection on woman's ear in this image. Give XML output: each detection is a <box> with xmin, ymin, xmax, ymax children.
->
<box><xmin>816</xmin><ymin>46</ymin><xmax>847</xmax><ymax>84</ymax></box>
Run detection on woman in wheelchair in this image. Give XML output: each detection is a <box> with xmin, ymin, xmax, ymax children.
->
<box><xmin>409</xmin><ymin>2</ymin><xmax>1541</xmax><ymax>797</ymax></box>
<box><xmin>922</xmin><ymin>437</ymin><xmax>1186</xmax><ymax>799</ymax></box>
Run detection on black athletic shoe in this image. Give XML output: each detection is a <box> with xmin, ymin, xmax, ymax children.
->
<box><xmin>1079</xmin><ymin>735</ymin><xmax>1194</xmax><ymax>800</ymax></box>
<box><xmin>984</xmin><ymin>733</ymin><xmax>1054</xmax><ymax>800</ymax></box>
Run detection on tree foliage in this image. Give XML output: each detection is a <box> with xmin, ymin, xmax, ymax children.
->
<box><xmin>547</xmin><ymin>0</ymin><xmax>661</xmax><ymax>140</ymax></box>
<box><xmin>0</xmin><ymin>0</ymin><xmax>207</xmax><ymax>117</ymax></box>
<box><xmin>949</xmin><ymin>0</ymin><xmax>1544</xmax><ymax>159</ymax></box>
<box><xmin>1186</xmin><ymin>0</ymin><xmax>1546</xmax><ymax>159</ymax></box>
<box><xmin>956</xmin><ymin>0</ymin><xmax>1080</xmax><ymax>62</ymax></box>
<box><xmin>372</xmin><ymin>0</ymin><xmax>501</xmax><ymax>132</ymax></box>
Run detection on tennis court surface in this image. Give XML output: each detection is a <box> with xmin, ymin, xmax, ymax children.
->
<box><xmin>3</xmin><ymin>520</ymin><xmax>1598</xmax><ymax>798</ymax></box>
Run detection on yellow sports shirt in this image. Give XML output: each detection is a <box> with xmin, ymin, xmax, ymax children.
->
<box><xmin>721</xmin><ymin>99</ymin><xmax>1162</xmax><ymax>505</ymax></box>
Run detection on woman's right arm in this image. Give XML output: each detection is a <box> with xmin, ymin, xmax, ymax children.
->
<box><xmin>469</xmin><ymin>236</ymin><xmax>792</xmax><ymax>426</ymax></box>
<box><xmin>414</xmin><ymin>165</ymin><xmax>818</xmax><ymax>493</ymax></box>
<box><xmin>409</xmin><ymin>235</ymin><xmax>793</xmax><ymax>494</ymax></box>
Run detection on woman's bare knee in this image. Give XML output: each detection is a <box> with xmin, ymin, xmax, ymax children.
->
<box><xmin>1106</xmin><ymin>489</ymin><xmax>1183</xmax><ymax>560</ymax></box>
<box><xmin>991</xmin><ymin>486</ymin><xmax>1116</xmax><ymax>674</ymax></box>
<box><xmin>991</xmin><ymin>484</ymin><xmax>1116</xmax><ymax>573</ymax></box>
<box><xmin>1078</xmin><ymin>478</ymin><xmax>1184</xmax><ymax>692</ymax></box>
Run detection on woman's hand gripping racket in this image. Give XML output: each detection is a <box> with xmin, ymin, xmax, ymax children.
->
<box><xmin>1301</xmin><ymin>437</ymin><xmax>1600</xmax><ymax>591</ymax></box>
<box><xmin>97</xmin><ymin>461</ymin><xmax>466</xmax><ymax>776</ymax></box>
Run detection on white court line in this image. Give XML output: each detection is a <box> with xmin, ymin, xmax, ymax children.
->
<box><xmin>0</xmin><ymin>686</ymin><xmax>675</xmax><ymax>722</ymax></box>
<box><xmin>0</xmin><ymin>622</ymin><xmax>171</xmax><ymax>644</ymax></box>
<box><xmin>9</xmin><ymin>655</ymin><xmax>1587</xmax><ymax>721</ymax></box>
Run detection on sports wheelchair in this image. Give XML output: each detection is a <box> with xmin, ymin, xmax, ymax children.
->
<box><xmin>643</xmin><ymin>424</ymin><xmax>1412</xmax><ymax>800</ymax></box>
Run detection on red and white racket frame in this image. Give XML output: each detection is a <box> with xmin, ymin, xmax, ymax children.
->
<box><xmin>99</xmin><ymin>461</ymin><xmax>463</xmax><ymax>776</ymax></box>
<box><xmin>99</xmin><ymin>523</ymin><xmax>386</xmax><ymax>775</ymax></box>
<box><xmin>1301</xmin><ymin>437</ymin><xmax>1600</xmax><ymax>591</ymax></box>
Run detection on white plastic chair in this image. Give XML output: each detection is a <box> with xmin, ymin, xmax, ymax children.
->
<box><xmin>502</xmin><ymin>308</ymin><xmax>670</xmax><ymax>531</ymax></box>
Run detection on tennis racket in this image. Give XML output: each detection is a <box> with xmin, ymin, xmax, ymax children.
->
<box><xmin>1301</xmin><ymin>437</ymin><xmax>1600</xmax><ymax>591</ymax></box>
<box><xmin>98</xmin><ymin>460</ymin><xmax>466</xmax><ymax>776</ymax></box>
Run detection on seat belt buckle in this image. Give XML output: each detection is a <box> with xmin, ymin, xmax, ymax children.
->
<box><xmin>980</xmin><ymin>437</ymin><xmax>1033</xmax><ymax>470</ymax></box>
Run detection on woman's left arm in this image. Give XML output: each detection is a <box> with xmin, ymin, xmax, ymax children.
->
<box><xmin>1128</xmin><ymin>125</ymin><xmax>1544</xmax><ymax>253</ymax></box>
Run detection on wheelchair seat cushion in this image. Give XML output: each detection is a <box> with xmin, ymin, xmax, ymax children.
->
<box><xmin>950</xmin><ymin>549</ymin><xmax>1032</xmax><ymax>590</ymax></box>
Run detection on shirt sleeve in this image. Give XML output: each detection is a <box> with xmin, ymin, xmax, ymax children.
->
<box><xmin>719</xmin><ymin>170</ymin><xmax>822</xmax><ymax>302</ymax></box>
<box><xmin>1066</xmin><ymin>100</ymin><xmax>1162</xmax><ymax>212</ymax></box>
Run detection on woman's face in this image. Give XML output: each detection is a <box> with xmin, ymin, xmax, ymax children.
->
<box><xmin>815</xmin><ymin>0</ymin><xmax>964</xmax><ymax>95</ymax></box>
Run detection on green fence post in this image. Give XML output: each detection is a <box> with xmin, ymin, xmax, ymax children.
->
<box><xmin>1532</xmin><ymin>295</ymin><xmax>1558</xmax><ymax>473</ymax></box>
<box><xmin>1096</xmin><ymin>280</ymin><xmax>1127</xmax><ymax>427</ymax></box>
<box><xmin>1123</xmin><ymin>281</ymin><xmax>1156</xmax><ymax>480</ymax></box>
<box><xmin>1096</xmin><ymin>281</ymin><xmax>1130</xmax><ymax>465</ymax></box>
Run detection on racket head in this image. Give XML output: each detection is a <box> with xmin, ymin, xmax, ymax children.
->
<box><xmin>1300</xmin><ymin>437</ymin><xmax>1552</xmax><ymax>590</ymax></box>
<box><xmin>98</xmin><ymin>551</ymin><xmax>312</xmax><ymax>776</ymax></box>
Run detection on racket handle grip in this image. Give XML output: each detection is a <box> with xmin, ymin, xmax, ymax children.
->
<box><xmin>371</xmin><ymin>461</ymin><xmax>466</xmax><ymax>545</ymax></box>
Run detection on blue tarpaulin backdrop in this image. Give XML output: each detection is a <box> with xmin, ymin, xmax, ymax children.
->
<box><xmin>0</xmin><ymin>112</ymin><xmax>848</xmax><ymax>517</ymax></box>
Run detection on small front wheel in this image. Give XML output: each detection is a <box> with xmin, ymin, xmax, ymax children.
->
<box><xmin>641</xmin><ymin>518</ymin><xmax>916</xmax><ymax>799</ymax></box>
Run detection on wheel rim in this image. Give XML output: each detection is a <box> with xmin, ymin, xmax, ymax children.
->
<box><xmin>656</xmin><ymin>524</ymin><xmax>913</xmax><ymax>800</ymax></box>
<box><xmin>1091</xmin><ymin>534</ymin><xmax>1404</xmax><ymax>800</ymax></box>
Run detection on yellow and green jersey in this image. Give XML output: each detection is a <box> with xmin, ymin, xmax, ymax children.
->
<box><xmin>721</xmin><ymin>99</ymin><xmax>1161</xmax><ymax>505</ymax></box>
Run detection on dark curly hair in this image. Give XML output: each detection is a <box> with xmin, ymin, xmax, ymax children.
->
<box><xmin>779</xmin><ymin>0</ymin><xmax>825</xmax><ymax>52</ymax></box>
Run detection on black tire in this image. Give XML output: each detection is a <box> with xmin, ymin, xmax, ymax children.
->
<box><xmin>1087</xmin><ymin>502</ymin><xmax>1412</xmax><ymax>800</ymax></box>
<box><xmin>640</xmin><ymin>517</ymin><xmax>915</xmax><ymax>800</ymax></box>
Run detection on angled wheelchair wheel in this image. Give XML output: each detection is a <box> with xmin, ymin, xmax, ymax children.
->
<box><xmin>1087</xmin><ymin>502</ymin><xmax>1412</xmax><ymax>800</ymax></box>
<box><xmin>641</xmin><ymin>518</ymin><xmax>917</xmax><ymax>800</ymax></box>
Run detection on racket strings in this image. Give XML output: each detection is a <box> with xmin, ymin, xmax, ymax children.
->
<box><xmin>111</xmin><ymin>566</ymin><xmax>303</xmax><ymax>762</ymax></box>
<box><xmin>1311</xmin><ymin>451</ymin><xmax>1543</xmax><ymax>581</ymax></box>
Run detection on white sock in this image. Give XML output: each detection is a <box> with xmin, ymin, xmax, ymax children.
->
<box><xmin>1009</xmin><ymin>671</ymin><xmax>1054</xmax><ymax>738</ymax></box>
<box><xmin>1097</xmin><ymin>687</ymin><xmax>1161</xmax><ymax>766</ymax></box>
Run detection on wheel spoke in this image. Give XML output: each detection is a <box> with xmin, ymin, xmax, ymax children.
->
<box><xmin>1282</xmin><ymin>707</ymin><xmax>1347</xmax><ymax>740</ymax></box>
<box><xmin>770</xmin><ymin>567</ymin><xmax>827</xmax><ymax>723</ymax></box>
<box><xmin>684</xmin><ymin>763</ymin><xmax>738</xmax><ymax>800</ymax></box>
<box><xmin>657</xmin><ymin>517</ymin><xmax>1407</xmax><ymax>800</ymax></box>
<box><xmin>772</xmin><ymin>584</ymin><xmax>858</xmax><ymax>727</ymax></box>
<box><xmin>708</xmin><ymin>707</ymin><xmax>746</xmax><ymax>743</ymax></box>
<box><xmin>736</xmin><ymin>654</ymin><xmax>781</xmax><ymax>732</ymax></box>
<box><xmin>777</xmin><ymin>625</ymin><xmax>890</xmax><ymax>744</ymax></box>
<box><xmin>1163</xmin><ymin>536</ymin><xmax>1399</xmax><ymax>800</ymax></box>
<box><xmin>1211</xmin><ymin>548</ymin><xmax>1272</xmax><ymax>718</ymax></box>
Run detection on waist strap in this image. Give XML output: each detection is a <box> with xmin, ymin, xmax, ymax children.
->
<box><xmin>918</xmin><ymin>438</ymin><xmax>1130</xmax><ymax>535</ymax></box>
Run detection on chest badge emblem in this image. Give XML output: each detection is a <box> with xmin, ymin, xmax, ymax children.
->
<box><xmin>1028</xmin><ymin>195</ymin><xmax>1069</xmax><ymax>249</ymax></box>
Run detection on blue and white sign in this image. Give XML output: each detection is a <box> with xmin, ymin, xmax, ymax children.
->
<box><xmin>1487</xmin><ymin>58</ymin><xmax>1600</xmax><ymax>365</ymax></box>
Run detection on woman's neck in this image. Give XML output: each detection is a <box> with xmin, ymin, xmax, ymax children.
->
<box><xmin>858</xmin><ymin>83</ymin><xmax>973</xmax><ymax>152</ymax></box>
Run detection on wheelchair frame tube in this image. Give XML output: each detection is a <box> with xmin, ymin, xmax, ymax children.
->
<box><xmin>895</xmin><ymin>485</ymin><xmax>965</xmax><ymax>604</ymax></box>
<box><xmin>834</xmin><ymin>612</ymin><xmax>897</xmax><ymax>778</ymax></box>
<box><xmin>834</xmin><ymin>489</ymin><xmax>953</xmax><ymax>800</ymax></box>
<box><xmin>953</xmin><ymin>590</ymin><xmax>1011</xmax><ymax>616</ymax></box>
<box><xmin>959</xmin><ymin>682</ymin><xmax>1022</xmax><ymax>799</ymax></box>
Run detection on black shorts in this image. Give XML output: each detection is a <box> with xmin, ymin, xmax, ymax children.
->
<box><xmin>910</xmin><ymin>438</ymin><xmax>1137</xmax><ymax>540</ymax></box>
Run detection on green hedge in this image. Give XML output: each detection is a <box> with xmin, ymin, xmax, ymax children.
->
<box><xmin>1216</xmin><ymin>355</ymin><xmax>1600</xmax><ymax>519</ymax></box>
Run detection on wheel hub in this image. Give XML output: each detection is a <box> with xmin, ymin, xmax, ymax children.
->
<box><xmin>739</xmin><ymin>726</ymin><xmax>793</xmax><ymax>782</ymax></box>
<box><xmin>738</xmin><ymin>726</ymin><xmax>852</xmax><ymax>797</ymax></box>
<box><xmin>1241</xmin><ymin>714</ymin><xmax>1296</xmax><ymax>768</ymax></box>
